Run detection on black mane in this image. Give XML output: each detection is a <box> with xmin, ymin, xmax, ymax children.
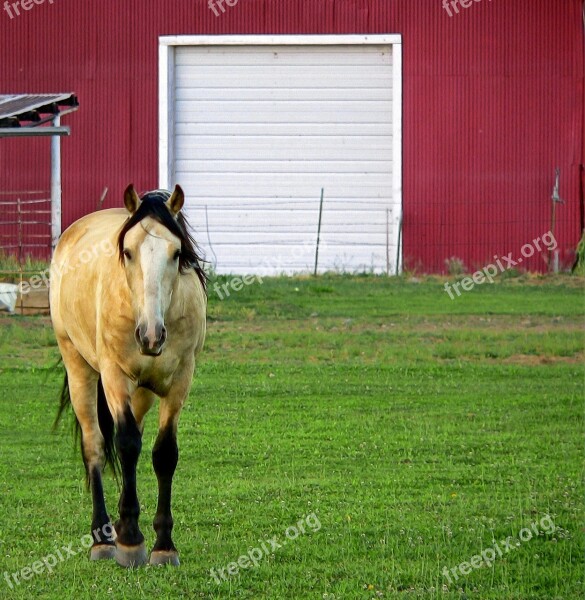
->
<box><xmin>117</xmin><ymin>190</ymin><xmax>207</xmax><ymax>290</ymax></box>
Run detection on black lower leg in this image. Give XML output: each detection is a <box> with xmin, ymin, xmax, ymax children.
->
<box><xmin>115</xmin><ymin>406</ymin><xmax>144</xmax><ymax>547</ymax></box>
<box><xmin>152</xmin><ymin>425</ymin><xmax>179</xmax><ymax>552</ymax></box>
<box><xmin>90</xmin><ymin>466</ymin><xmax>115</xmax><ymax>546</ymax></box>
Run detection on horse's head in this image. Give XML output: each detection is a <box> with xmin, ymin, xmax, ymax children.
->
<box><xmin>118</xmin><ymin>184</ymin><xmax>201</xmax><ymax>356</ymax></box>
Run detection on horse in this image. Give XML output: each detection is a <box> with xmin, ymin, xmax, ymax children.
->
<box><xmin>50</xmin><ymin>184</ymin><xmax>207</xmax><ymax>567</ymax></box>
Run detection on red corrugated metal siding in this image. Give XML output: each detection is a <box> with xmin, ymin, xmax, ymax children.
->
<box><xmin>0</xmin><ymin>0</ymin><xmax>582</xmax><ymax>271</ymax></box>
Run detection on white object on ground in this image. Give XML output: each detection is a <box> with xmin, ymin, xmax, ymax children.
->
<box><xmin>0</xmin><ymin>283</ymin><xmax>18</xmax><ymax>313</ymax></box>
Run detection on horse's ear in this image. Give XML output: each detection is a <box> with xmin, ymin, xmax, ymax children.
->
<box><xmin>167</xmin><ymin>184</ymin><xmax>185</xmax><ymax>217</ymax></box>
<box><xmin>124</xmin><ymin>184</ymin><xmax>141</xmax><ymax>215</ymax></box>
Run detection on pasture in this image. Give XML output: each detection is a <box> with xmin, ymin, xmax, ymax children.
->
<box><xmin>0</xmin><ymin>274</ymin><xmax>583</xmax><ymax>600</ymax></box>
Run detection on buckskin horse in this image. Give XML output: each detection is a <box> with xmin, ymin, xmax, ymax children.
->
<box><xmin>51</xmin><ymin>185</ymin><xmax>207</xmax><ymax>567</ymax></box>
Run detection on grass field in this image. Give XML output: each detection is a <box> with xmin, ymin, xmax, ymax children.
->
<box><xmin>0</xmin><ymin>274</ymin><xmax>583</xmax><ymax>600</ymax></box>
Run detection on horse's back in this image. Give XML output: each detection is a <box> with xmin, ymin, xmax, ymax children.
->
<box><xmin>53</xmin><ymin>208</ymin><xmax>126</xmax><ymax>262</ymax></box>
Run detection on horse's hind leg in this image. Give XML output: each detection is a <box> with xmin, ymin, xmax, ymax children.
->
<box><xmin>58</xmin><ymin>339</ymin><xmax>116</xmax><ymax>560</ymax></box>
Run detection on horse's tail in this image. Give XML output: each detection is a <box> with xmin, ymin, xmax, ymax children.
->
<box><xmin>54</xmin><ymin>372</ymin><xmax>119</xmax><ymax>486</ymax></box>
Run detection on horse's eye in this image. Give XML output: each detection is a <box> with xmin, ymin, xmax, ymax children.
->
<box><xmin>173</xmin><ymin>250</ymin><xmax>181</xmax><ymax>261</ymax></box>
<box><xmin>123</xmin><ymin>249</ymin><xmax>132</xmax><ymax>260</ymax></box>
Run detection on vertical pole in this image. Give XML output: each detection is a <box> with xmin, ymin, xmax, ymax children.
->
<box><xmin>18</xmin><ymin>270</ymin><xmax>23</xmax><ymax>315</ymax></box>
<box><xmin>395</xmin><ymin>213</ymin><xmax>403</xmax><ymax>276</ymax></box>
<box><xmin>314</xmin><ymin>188</ymin><xmax>324</xmax><ymax>276</ymax></box>
<box><xmin>51</xmin><ymin>114</ymin><xmax>62</xmax><ymax>252</ymax></box>
<box><xmin>549</xmin><ymin>200</ymin><xmax>556</xmax><ymax>273</ymax></box>
<box><xmin>386</xmin><ymin>209</ymin><xmax>390</xmax><ymax>276</ymax></box>
<box><xmin>17</xmin><ymin>196</ymin><xmax>22</xmax><ymax>265</ymax></box>
<box><xmin>16</xmin><ymin>196</ymin><xmax>23</xmax><ymax>314</ymax></box>
<box><xmin>96</xmin><ymin>187</ymin><xmax>109</xmax><ymax>210</ymax></box>
<box><xmin>549</xmin><ymin>167</ymin><xmax>561</xmax><ymax>273</ymax></box>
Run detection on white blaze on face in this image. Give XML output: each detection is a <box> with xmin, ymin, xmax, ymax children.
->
<box><xmin>139</xmin><ymin>233</ymin><xmax>168</xmax><ymax>350</ymax></box>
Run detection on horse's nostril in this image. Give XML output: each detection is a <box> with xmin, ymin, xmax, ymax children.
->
<box><xmin>136</xmin><ymin>322</ymin><xmax>165</xmax><ymax>353</ymax></box>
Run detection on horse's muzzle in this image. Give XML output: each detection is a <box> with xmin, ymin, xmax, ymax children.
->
<box><xmin>135</xmin><ymin>322</ymin><xmax>167</xmax><ymax>356</ymax></box>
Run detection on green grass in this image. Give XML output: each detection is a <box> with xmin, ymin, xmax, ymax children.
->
<box><xmin>0</xmin><ymin>275</ymin><xmax>583</xmax><ymax>600</ymax></box>
<box><xmin>0</xmin><ymin>254</ymin><xmax>50</xmax><ymax>283</ymax></box>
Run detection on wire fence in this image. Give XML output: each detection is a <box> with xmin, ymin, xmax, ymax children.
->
<box><xmin>0</xmin><ymin>191</ymin><xmax>51</xmax><ymax>314</ymax></box>
<box><xmin>0</xmin><ymin>192</ymin><xmax>52</xmax><ymax>262</ymax></box>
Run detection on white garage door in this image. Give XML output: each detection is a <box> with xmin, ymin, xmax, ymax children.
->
<box><xmin>159</xmin><ymin>35</ymin><xmax>402</xmax><ymax>275</ymax></box>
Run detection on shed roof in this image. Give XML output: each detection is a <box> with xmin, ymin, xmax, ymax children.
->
<box><xmin>0</xmin><ymin>93</ymin><xmax>78</xmax><ymax>127</ymax></box>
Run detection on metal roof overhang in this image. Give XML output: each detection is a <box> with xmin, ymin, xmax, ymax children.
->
<box><xmin>0</xmin><ymin>93</ymin><xmax>79</xmax><ymax>249</ymax></box>
<box><xmin>0</xmin><ymin>93</ymin><xmax>78</xmax><ymax>133</ymax></box>
<box><xmin>0</xmin><ymin>126</ymin><xmax>71</xmax><ymax>138</ymax></box>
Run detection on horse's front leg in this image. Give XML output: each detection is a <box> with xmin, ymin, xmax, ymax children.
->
<box><xmin>101</xmin><ymin>369</ymin><xmax>147</xmax><ymax>567</ymax></box>
<box><xmin>149</xmin><ymin>380</ymin><xmax>190</xmax><ymax>566</ymax></box>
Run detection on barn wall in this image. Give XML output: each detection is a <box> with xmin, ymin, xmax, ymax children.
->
<box><xmin>0</xmin><ymin>0</ymin><xmax>583</xmax><ymax>272</ymax></box>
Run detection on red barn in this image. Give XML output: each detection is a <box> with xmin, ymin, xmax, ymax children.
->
<box><xmin>0</xmin><ymin>0</ymin><xmax>583</xmax><ymax>274</ymax></box>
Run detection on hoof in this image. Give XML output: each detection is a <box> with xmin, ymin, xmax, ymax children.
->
<box><xmin>90</xmin><ymin>544</ymin><xmax>116</xmax><ymax>561</ymax></box>
<box><xmin>115</xmin><ymin>542</ymin><xmax>148</xmax><ymax>568</ymax></box>
<box><xmin>150</xmin><ymin>550</ymin><xmax>180</xmax><ymax>566</ymax></box>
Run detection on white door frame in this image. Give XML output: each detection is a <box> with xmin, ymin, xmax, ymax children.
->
<box><xmin>158</xmin><ymin>34</ymin><xmax>403</xmax><ymax>272</ymax></box>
